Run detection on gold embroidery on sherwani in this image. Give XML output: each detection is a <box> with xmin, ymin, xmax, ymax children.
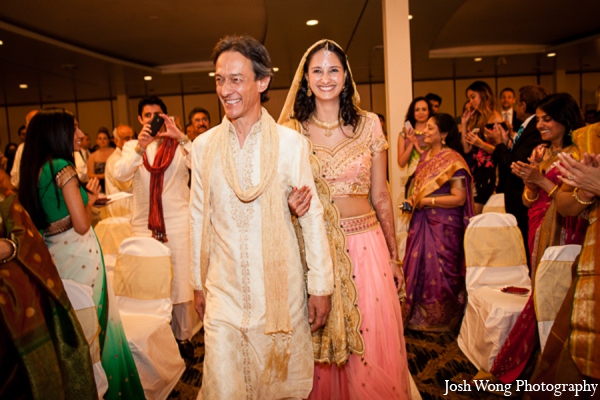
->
<box><xmin>229</xmin><ymin>127</ymin><xmax>257</xmax><ymax>398</ymax></box>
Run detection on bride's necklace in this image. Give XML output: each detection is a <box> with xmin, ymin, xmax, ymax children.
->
<box><xmin>310</xmin><ymin>114</ymin><xmax>341</xmax><ymax>137</ymax></box>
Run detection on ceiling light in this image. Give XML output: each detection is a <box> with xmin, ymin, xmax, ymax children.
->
<box><xmin>408</xmin><ymin>15</ymin><xmax>413</xmax><ymax>20</ymax></box>
<box><xmin>144</xmin><ymin>75</ymin><xmax>152</xmax><ymax>81</ymax></box>
<box><xmin>273</xmin><ymin>67</ymin><xmax>279</xmax><ymax>72</ymax></box>
<box><xmin>306</xmin><ymin>20</ymin><xmax>319</xmax><ymax>26</ymax></box>
<box><xmin>547</xmin><ymin>52</ymin><xmax>556</xmax><ymax>58</ymax></box>
<box><xmin>474</xmin><ymin>57</ymin><xmax>482</xmax><ymax>62</ymax></box>
<box><xmin>19</xmin><ymin>84</ymin><xmax>28</xmax><ymax>89</ymax></box>
<box><xmin>208</xmin><ymin>72</ymin><xmax>216</xmax><ymax>77</ymax></box>
<box><xmin>0</xmin><ymin>40</ymin><xmax>3</xmax><ymax>45</ymax></box>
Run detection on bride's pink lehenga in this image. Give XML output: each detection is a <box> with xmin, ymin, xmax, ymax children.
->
<box><xmin>311</xmin><ymin>213</ymin><xmax>412</xmax><ymax>400</ymax></box>
<box><xmin>306</xmin><ymin>112</ymin><xmax>412</xmax><ymax>400</ymax></box>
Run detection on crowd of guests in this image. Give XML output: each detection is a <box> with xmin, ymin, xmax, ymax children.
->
<box><xmin>1</xmin><ymin>34</ymin><xmax>599</xmax><ymax>400</ymax></box>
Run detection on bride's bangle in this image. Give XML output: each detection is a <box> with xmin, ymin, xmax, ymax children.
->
<box><xmin>389</xmin><ymin>259</ymin><xmax>403</xmax><ymax>267</ymax></box>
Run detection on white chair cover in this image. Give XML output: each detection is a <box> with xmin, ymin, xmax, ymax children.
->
<box><xmin>535</xmin><ymin>245</ymin><xmax>581</xmax><ymax>351</ymax></box>
<box><xmin>463</xmin><ymin>212</ymin><xmax>530</xmax><ymax>290</ymax></box>
<box><xmin>114</xmin><ymin>236</ymin><xmax>185</xmax><ymax>400</ymax></box>
<box><xmin>482</xmin><ymin>193</ymin><xmax>506</xmax><ymax>214</ymax></box>
<box><xmin>62</xmin><ymin>279</ymin><xmax>108</xmax><ymax>398</ymax></box>
<box><xmin>458</xmin><ymin>212</ymin><xmax>531</xmax><ymax>371</ymax></box>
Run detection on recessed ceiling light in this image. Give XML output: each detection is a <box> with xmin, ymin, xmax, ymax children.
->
<box><xmin>408</xmin><ymin>15</ymin><xmax>413</xmax><ymax>20</ymax></box>
<box><xmin>208</xmin><ymin>72</ymin><xmax>216</xmax><ymax>77</ymax></box>
<box><xmin>144</xmin><ymin>76</ymin><xmax>152</xmax><ymax>81</ymax></box>
<box><xmin>273</xmin><ymin>67</ymin><xmax>279</xmax><ymax>72</ymax></box>
<box><xmin>474</xmin><ymin>57</ymin><xmax>482</xmax><ymax>62</ymax></box>
<box><xmin>0</xmin><ymin>40</ymin><xmax>3</xmax><ymax>45</ymax></box>
<box><xmin>306</xmin><ymin>20</ymin><xmax>319</xmax><ymax>26</ymax></box>
<box><xmin>547</xmin><ymin>52</ymin><xmax>556</xmax><ymax>58</ymax></box>
<box><xmin>19</xmin><ymin>84</ymin><xmax>28</xmax><ymax>89</ymax></box>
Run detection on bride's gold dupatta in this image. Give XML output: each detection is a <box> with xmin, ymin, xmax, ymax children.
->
<box><xmin>278</xmin><ymin>39</ymin><xmax>364</xmax><ymax>365</ymax></box>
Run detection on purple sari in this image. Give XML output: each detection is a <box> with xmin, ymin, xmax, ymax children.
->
<box><xmin>402</xmin><ymin>149</ymin><xmax>474</xmax><ymax>331</ymax></box>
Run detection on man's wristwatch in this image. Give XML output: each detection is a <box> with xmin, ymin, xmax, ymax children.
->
<box><xmin>178</xmin><ymin>135</ymin><xmax>190</xmax><ymax>146</ymax></box>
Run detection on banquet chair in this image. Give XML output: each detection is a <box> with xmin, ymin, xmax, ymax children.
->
<box><xmin>95</xmin><ymin>217</ymin><xmax>132</xmax><ymax>285</ymax></box>
<box><xmin>113</xmin><ymin>236</ymin><xmax>185</xmax><ymax>400</ymax></box>
<box><xmin>458</xmin><ymin>212</ymin><xmax>531</xmax><ymax>372</ymax></box>
<box><xmin>534</xmin><ymin>244</ymin><xmax>581</xmax><ymax>351</ymax></box>
<box><xmin>62</xmin><ymin>279</ymin><xmax>108</xmax><ymax>398</ymax></box>
<box><xmin>482</xmin><ymin>193</ymin><xmax>506</xmax><ymax>214</ymax></box>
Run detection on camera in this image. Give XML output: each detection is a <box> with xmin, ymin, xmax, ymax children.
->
<box><xmin>399</xmin><ymin>201</ymin><xmax>413</xmax><ymax>213</ymax></box>
<box><xmin>149</xmin><ymin>113</ymin><xmax>164</xmax><ymax>137</ymax></box>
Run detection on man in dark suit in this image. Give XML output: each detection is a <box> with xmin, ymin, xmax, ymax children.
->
<box><xmin>488</xmin><ymin>85</ymin><xmax>550</xmax><ymax>266</ymax></box>
<box><xmin>499</xmin><ymin>88</ymin><xmax>523</xmax><ymax>132</ymax></box>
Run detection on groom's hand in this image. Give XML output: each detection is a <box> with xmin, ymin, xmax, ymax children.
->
<box><xmin>307</xmin><ymin>295</ymin><xmax>331</xmax><ymax>332</ymax></box>
<box><xmin>194</xmin><ymin>290</ymin><xmax>206</xmax><ymax>321</ymax></box>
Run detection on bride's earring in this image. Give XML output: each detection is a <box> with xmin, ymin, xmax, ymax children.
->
<box><xmin>307</xmin><ymin>86</ymin><xmax>313</xmax><ymax>97</ymax></box>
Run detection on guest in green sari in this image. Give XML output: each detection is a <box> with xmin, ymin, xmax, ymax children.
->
<box><xmin>0</xmin><ymin>169</ymin><xmax>97</xmax><ymax>399</ymax></box>
<box><xmin>19</xmin><ymin>109</ymin><xmax>145</xmax><ymax>399</ymax></box>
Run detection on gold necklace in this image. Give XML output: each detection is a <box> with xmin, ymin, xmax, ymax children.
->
<box><xmin>547</xmin><ymin>146</ymin><xmax>562</xmax><ymax>159</ymax></box>
<box><xmin>310</xmin><ymin>114</ymin><xmax>340</xmax><ymax>137</ymax></box>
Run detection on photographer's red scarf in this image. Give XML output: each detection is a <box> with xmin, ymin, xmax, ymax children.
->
<box><xmin>143</xmin><ymin>138</ymin><xmax>177</xmax><ymax>242</ymax></box>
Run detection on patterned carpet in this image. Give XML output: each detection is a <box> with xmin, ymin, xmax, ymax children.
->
<box><xmin>166</xmin><ymin>327</ymin><xmax>510</xmax><ymax>399</ymax></box>
<box><xmin>167</xmin><ymin>330</ymin><xmax>204</xmax><ymax>400</ymax></box>
<box><xmin>404</xmin><ymin>329</ymin><xmax>508</xmax><ymax>399</ymax></box>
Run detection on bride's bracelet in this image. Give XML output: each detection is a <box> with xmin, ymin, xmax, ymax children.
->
<box><xmin>389</xmin><ymin>259</ymin><xmax>403</xmax><ymax>267</ymax></box>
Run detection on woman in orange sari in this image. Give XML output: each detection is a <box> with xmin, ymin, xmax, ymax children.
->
<box><xmin>528</xmin><ymin>123</ymin><xmax>600</xmax><ymax>398</ymax></box>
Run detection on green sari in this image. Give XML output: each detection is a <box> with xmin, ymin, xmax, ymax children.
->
<box><xmin>39</xmin><ymin>159</ymin><xmax>145</xmax><ymax>399</ymax></box>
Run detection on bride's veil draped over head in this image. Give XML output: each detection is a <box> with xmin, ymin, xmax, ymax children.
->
<box><xmin>278</xmin><ymin>39</ymin><xmax>360</xmax><ymax>127</ymax></box>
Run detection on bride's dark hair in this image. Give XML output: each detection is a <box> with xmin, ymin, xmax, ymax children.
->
<box><xmin>293</xmin><ymin>41</ymin><xmax>359</xmax><ymax>130</ymax></box>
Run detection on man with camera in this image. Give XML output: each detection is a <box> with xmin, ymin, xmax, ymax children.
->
<box><xmin>113</xmin><ymin>96</ymin><xmax>197</xmax><ymax>358</ymax></box>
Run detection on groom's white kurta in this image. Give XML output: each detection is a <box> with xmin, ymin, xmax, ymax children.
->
<box><xmin>190</xmin><ymin>116</ymin><xmax>333</xmax><ymax>399</ymax></box>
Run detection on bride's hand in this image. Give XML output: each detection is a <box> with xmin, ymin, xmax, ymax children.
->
<box><xmin>288</xmin><ymin>186</ymin><xmax>312</xmax><ymax>217</ymax></box>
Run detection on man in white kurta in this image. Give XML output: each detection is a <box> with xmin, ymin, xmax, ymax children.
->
<box><xmin>105</xmin><ymin>124</ymin><xmax>134</xmax><ymax>219</ymax></box>
<box><xmin>113</xmin><ymin>97</ymin><xmax>197</xmax><ymax>352</ymax></box>
<box><xmin>190</xmin><ymin>36</ymin><xmax>333</xmax><ymax>399</ymax></box>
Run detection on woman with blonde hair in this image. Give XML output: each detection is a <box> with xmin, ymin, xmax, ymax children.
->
<box><xmin>461</xmin><ymin>80</ymin><xmax>503</xmax><ymax>213</ymax></box>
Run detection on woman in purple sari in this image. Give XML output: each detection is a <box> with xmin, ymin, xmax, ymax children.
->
<box><xmin>402</xmin><ymin>113</ymin><xmax>474</xmax><ymax>331</ymax></box>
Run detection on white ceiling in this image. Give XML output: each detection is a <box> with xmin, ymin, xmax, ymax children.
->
<box><xmin>0</xmin><ymin>0</ymin><xmax>599</xmax><ymax>106</ymax></box>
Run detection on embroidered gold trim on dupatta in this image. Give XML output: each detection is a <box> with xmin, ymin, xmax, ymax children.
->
<box><xmin>282</xmin><ymin>118</ymin><xmax>365</xmax><ymax>365</ymax></box>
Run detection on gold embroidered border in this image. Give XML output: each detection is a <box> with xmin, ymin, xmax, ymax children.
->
<box><xmin>285</xmin><ymin>119</ymin><xmax>365</xmax><ymax>364</ymax></box>
<box><xmin>75</xmin><ymin>306</ymin><xmax>101</xmax><ymax>364</ymax></box>
<box><xmin>44</xmin><ymin>215</ymin><xmax>73</xmax><ymax>236</ymax></box>
<box><xmin>55</xmin><ymin>165</ymin><xmax>78</xmax><ymax>188</ymax></box>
